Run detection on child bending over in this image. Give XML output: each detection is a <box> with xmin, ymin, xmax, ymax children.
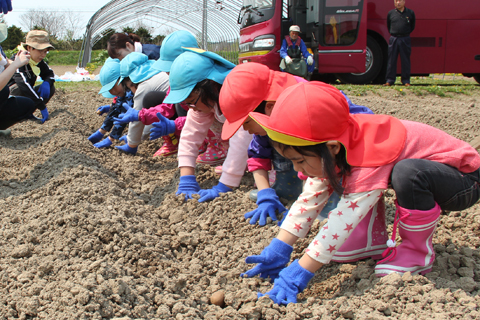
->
<box><xmin>243</xmin><ymin>81</ymin><xmax>480</xmax><ymax>305</ymax></box>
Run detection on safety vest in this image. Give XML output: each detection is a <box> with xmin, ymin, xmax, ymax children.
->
<box><xmin>285</xmin><ymin>36</ymin><xmax>302</xmax><ymax>59</ymax></box>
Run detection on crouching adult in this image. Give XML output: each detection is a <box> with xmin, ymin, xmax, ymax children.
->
<box><xmin>9</xmin><ymin>30</ymin><xmax>56</xmax><ymax>124</ymax></box>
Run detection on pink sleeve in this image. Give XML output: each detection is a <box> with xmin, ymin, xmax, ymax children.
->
<box><xmin>247</xmin><ymin>158</ymin><xmax>271</xmax><ymax>172</ymax></box>
<box><xmin>219</xmin><ymin>127</ymin><xmax>253</xmax><ymax>187</ymax></box>
<box><xmin>138</xmin><ymin>103</ymin><xmax>176</xmax><ymax>125</ymax></box>
<box><xmin>174</xmin><ymin>116</ymin><xmax>186</xmax><ymax>136</ymax></box>
<box><xmin>137</xmin><ymin>87</ymin><xmax>176</xmax><ymax>125</ymax></box>
<box><xmin>177</xmin><ymin>109</ymin><xmax>214</xmax><ymax>168</ymax></box>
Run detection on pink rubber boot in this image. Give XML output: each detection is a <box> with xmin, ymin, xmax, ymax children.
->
<box><xmin>332</xmin><ymin>196</ymin><xmax>388</xmax><ymax>263</ymax></box>
<box><xmin>153</xmin><ymin>134</ymin><xmax>179</xmax><ymax>157</ymax></box>
<box><xmin>196</xmin><ymin>130</ymin><xmax>228</xmax><ymax>165</ymax></box>
<box><xmin>375</xmin><ymin>201</ymin><xmax>441</xmax><ymax>277</ymax></box>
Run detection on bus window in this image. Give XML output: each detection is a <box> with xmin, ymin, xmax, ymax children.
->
<box><xmin>322</xmin><ymin>0</ymin><xmax>362</xmax><ymax>46</ymax></box>
<box><xmin>239</xmin><ymin>0</ymin><xmax>275</xmax><ymax>28</ymax></box>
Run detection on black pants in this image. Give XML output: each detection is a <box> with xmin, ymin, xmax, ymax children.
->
<box><xmin>0</xmin><ymin>86</ymin><xmax>36</xmax><ymax>130</ymax></box>
<box><xmin>9</xmin><ymin>83</ymin><xmax>56</xmax><ymax>107</ymax></box>
<box><xmin>391</xmin><ymin>159</ymin><xmax>480</xmax><ymax>211</ymax></box>
<box><xmin>386</xmin><ymin>36</ymin><xmax>412</xmax><ymax>85</ymax></box>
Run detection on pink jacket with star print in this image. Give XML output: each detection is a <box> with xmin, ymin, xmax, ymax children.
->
<box><xmin>281</xmin><ymin>120</ymin><xmax>480</xmax><ymax>264</ymax></box>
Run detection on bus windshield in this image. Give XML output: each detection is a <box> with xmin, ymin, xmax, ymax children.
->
<box><xmin>238</xmin><ymin>0</ymin><xmax>275</xmax><ymax>28</ymax></box>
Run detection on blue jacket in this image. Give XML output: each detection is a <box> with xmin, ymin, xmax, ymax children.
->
<box><xmin>142</xmin><ymin>44</ymin><xmax>161</xmax><ymax>60</ymax></box>
<box><xmin>279</xmin><ymin>36</ymin><xmax>311</xmax><ymax>59</ymax></box>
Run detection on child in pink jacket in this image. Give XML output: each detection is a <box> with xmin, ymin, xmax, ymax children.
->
<box><xmin>243</xmin><ymin>81</ymin><xmax>480</xmax><ymax>305</ymax></box>
<box><xmin>163</xmin><ymin>48</ymin><xmax>252</xmax><ymax>203</ymax></box>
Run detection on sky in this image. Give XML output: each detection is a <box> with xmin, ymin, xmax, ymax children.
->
<box><xmin>3</xmin><ymin>0</ymin><xmax>113</xmax><ymax>33</ymax></box>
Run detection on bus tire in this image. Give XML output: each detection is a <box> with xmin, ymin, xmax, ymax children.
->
<box><xmin>335</xmin><ymin>36</ymin><xmax>383</xmax><ymax>84</ymax></box>
<box><xmin>474</xmin><ymin>74</ymin><xmax>480</xmax><ymax>85</ymax></box>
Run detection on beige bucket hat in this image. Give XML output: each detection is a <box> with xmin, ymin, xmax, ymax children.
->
<box><xmin>22</xmin><ymin>30</ymin><xmax>54</xmax><ymax>50</ymax></box>
<box><xmin>289</xmin><ymin>25</ymin><xmax>301</xmax><ymax>33</ymax></box>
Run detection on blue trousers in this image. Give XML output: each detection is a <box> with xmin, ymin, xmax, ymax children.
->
<box><xmin>386</xmin><ymin>36</ymin><xmax>412</xmax><ymax>85</ymax></box>
<box><xmin>391</xmin><ymin>159</ymin><xmax>480</xmax><ymax>211</ymax></box>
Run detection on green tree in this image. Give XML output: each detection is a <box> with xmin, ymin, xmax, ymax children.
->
<box><xmin>152</xmin><ymin>34</ymin><xmax>166</xmax><ymax>46</ymax></box>
<box><xmin>32</xmin><ymin>25</ymin><xmax>47</xmax><ymax>32</ymax></box>
<box><xmin>93</xmin><ymin>28</ymin><xmax>116</xmax><ymax>50</ymax></box>
<box><xmin>135</xmin><ymin>27</ymin><xmax>152</xmax><ymax>44</ymax></box>
<box><xmin>122</xmin><ymin>26</ymin><xmax>135</xmax><ymax>34</ymax></box>
<box><xmin>1</xmin><ymin>25</ymin><xmax>25</xmax><ymax>50</ymax></box>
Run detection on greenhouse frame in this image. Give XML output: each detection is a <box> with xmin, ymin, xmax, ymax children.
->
<box><xmin>79</xmin><ymin>0</ymin><xmax>243</xmax><ymax>67</ymax></box>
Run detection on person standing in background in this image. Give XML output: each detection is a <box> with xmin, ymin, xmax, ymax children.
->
<box><xmin>384</xmin><ymin>0</ymin><xmax>415</xmax><ymax>86</ymax></box>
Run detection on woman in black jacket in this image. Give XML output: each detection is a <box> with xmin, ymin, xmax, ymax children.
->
<box><xmin>8</xmin><ymin>30</ymin><xmax>55</xmax><ymax>124</ymax></box>
<box><xmin>0</xmin><ymin>49</ymin><xmax>36</xmax><ymax>136</ymax></box>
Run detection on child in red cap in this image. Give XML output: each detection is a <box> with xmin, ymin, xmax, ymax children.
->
<box><xmin>243</xmin><ymin>81</ymin><xmax>480</xmax><ymax>305</ymax></box>
<box><xmin>220</xmin><ymin>63</ymin><xmax>374</xmax><ymax>230</ymax></box>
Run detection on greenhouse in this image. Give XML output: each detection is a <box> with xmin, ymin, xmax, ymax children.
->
<box><xmin>79</xmin><ymin>0</ymin><xmax>243</xmax><ymax>67</ymax></box>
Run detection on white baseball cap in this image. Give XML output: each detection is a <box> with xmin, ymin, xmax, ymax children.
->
<box><xmin>289</xmin><ymin>25</ymin><xmax>301</xmax><ymax>33</ymax></box>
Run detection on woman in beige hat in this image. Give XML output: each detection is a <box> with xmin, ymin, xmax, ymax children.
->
<box><xmin>0</xmin><ymin>25</ymin><xmax>41</xmax><ymax>136</ymax></box>
<box><xmin>8</xmin><ymin>30</ymin><xmax>56</xmax><ymax>124</ymax></box>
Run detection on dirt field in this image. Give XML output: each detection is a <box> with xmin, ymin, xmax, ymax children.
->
<box><xmin>1</xmin><ymin>82</ymin><xmax>480</xmax><ymax>319</ymax></box>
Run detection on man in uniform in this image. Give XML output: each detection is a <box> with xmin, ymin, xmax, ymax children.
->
<box><xmin>384</xmin><ymin>0</ymin><xmax>415</xmax><ymax>86</ymax></box>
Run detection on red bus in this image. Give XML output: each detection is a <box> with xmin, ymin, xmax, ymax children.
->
<box><xmin>237</xmin><ymin>0</ymin><xmax>480</xmax><ymax>84</ymax></box>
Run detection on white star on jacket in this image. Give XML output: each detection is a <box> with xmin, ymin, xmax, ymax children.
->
<box><xmin>281</xmin><ymin>177</ymin><xmax>383</xmax><ymax>264</ymax></box>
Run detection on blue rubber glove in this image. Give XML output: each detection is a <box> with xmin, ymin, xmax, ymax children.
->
<box><xmin>96</xmin><ymin>105</ymin><xmax>110</xmax><ymax>115</ymax></box>
<box><xmin>37</xmin><ymin>82</ymin><xmax>50</xmax><ymax>100</ymax></box>
<box><xmin>113</xmin><ymin>103</ymin><xmax>139</xmax><ymax>125</ymax></box>
<box><xmin>40</xmin><ymin>108</ymin><xmax>49</xmax><ymax>123</ymax></box>
<box><xmin>198</xmin><ymin>182</ymin><xmax>232</xmax><ymax>203</ymax></box>
<box><xmin>241</xmin><ymin>238</ymin><xmax>293</xmax><ymax>281</ymax></box>
<box><xmin>0</xmin><ymin>0</ymin><xmax>12</xmax><ymax>14</ymax></box>
<box><xmin>341</xmin><ymin>90</ymin><xmax>374</xmax><ymax>115</ymax></box>
<box><xmin>176</xmin><ymin>175</ymin><xmax>201</xmax><ymax>201</ymax></box>
<box><xmin>258</xmin><ymin>259</ymin><xmax>314</xmax><ymax>305</ymax></box>
<box><xmin>93</xmin><ymin>138</ymin><xmax>112</xmax><ymax>149</ymax></box>
<box><xmin>278</xmin><ymin>210</ymin><xmax>289</xmax><ymax>227</ymax></box>
<box><xmin>149</xmin><ymin>112</ymin><xmax>176</xmax><ymax>140</ymax></box>
<box><xmin>245</xmin><ymin>188</ymin><xmax>286</xmax><ymax>226</ymax></box>
<box><xmin>115</xmin><ymin>144</ymin><xmax>137</xmax><ymax>155</ymax></box>
<box><xmin>119</xmin><ymin>135</ymin><xmax>127</xmax><ymax>143</ymax></box>
<box><xmin>88</xmin><ymin>130</ymin><xmax>104</xmax><ymax>144</ymax></box>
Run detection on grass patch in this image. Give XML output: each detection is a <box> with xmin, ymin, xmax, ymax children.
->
<box><xmin>46</xmin><ymin>51</ymin><xmax>82</xmax><ymax>65</ymax></box>
<box><xmin>54</xmin><ymin>81</ymin><xmax>102</xmax><ymax>92</ymax></box>
<box><xmin>336</xmin><ymin>76</ymin><xmax>479</xmax><ymax>97</ymax></box>
<box><xmin>5</xmin><ymin>49</ymin><xmax>109</xmax><ymax>66</ymax></box>
<box><xmin>47</xmin><ymin>50</ymin><xmax>108</xmax><ymax>66</ymax></box>
<box><xmin>333</xmin><ymin>84</ymin><xmax>378</xmax><ymax>96</ymax></box>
